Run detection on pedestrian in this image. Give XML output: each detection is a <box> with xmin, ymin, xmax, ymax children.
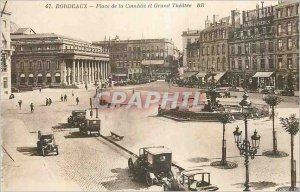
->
<box><xmin>39</xmin><ymin>88</ymin><xmax>41</xmax><ymax>92</ymax></box>
<box><xmin>30</xmin><ymin>103</ymin><xmax>34</xmax><ymax>113</ymax></box>
<box><xmin>76</xmin><ymin>97</ymin><xmax>79</xmax><ymax>105</ymax></box>
<box><xmin>64</xmin><ymin>94</ymin><xmax>67</xmax><ymax>102</ymax></box>
<box><xmin>132</xmin><ymin>89</ymin><xmax>135</xmax><ymax>94</ymax></box>
<box><xmin>60</xmin><ymin>94</ymin><xmax>63</xmax><ymax>102</ymax></box>
<box><xmin>85</xmin><ymin>85</ymin><xmax>88</xmax><ymax>91</ymax></box>
<box><xmin>49</xmin><ymin>98</ymin><xmax>52</xmax><ymax>105</ymax></box>
<box><xmin>18</xmin><ymin>100</ymin><xmax>22</xmax><ymax>109</ymax></box>
<box><xmin>72</xmin><ymin>90</ymin><xmax>74</xmax><ymax>97</ymax></box>
<box><xmin>46</xmin><ymin>98</ymin><xmax>49</xmax><ymax>106</ymax></box>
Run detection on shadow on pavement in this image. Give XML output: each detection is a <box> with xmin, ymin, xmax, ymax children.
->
<box><xmin>64</xmin><ymin>132</ymin><xmax>94</xmax><ymax>139</ymax></box>
<box><xmin>233</xmin><ymin>181</ymin><xmax>278</xmax><ymax>190</ymax></box>
<box><xmin>16</xmin><ymin>146</ymin><xmax>39</xmax><ymax>156</ymax></box>
<box><xmin>187</xmin><ymin>157</ymin><xmax>210</xmax><ymax>163</ymax></box>
<box><xmin>101</xmin><ymin>168</ymin><xmax>146</xmax><ymax>190</ymax></box>
<box><xmin>52</xmin><ymin>123</ymin><xmax>70</xmax><ymax>129</ymax></box>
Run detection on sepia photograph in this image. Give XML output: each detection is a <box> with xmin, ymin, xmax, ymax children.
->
<box><xmin>0</xmin><ymin>0</ymin><xmax>299</xmax><ymax>191</ymax></box>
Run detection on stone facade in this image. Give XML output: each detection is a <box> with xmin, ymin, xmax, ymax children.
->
<box><xmin>1</xmin><ymin>2</ymin><xmax>13</xmax><ymax>98</ymax></box>
<box><xmin>229</xmin><ymin>4</ymin><xmax>276</xmax><ymax>88</ymax></box>
<box><xmin>11</xmin><ymin>33</ymin><xmax>109</xmax><ymax>87</ymax></box>
<box><xmin>274</xmin><ymin>0</ymin><xmax>299</xmax><ymax>90</ymax></box>
<box><xmin>93</xmin><ymin>37</ymin><xmax>175</xmax><ymax>80</ymax></box>
<box><xmin>182</xmin><ymin>30</ymin><xmax>201</xmax><ymax>67</ymax></box>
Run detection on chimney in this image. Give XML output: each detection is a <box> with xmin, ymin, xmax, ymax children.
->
<box><xmin>261</xmin><ymin>1</ymin><xmax>264</xmax><ymax>17</ymax></box>
<box><xmin>256</xmin><ymin>4</ymin><xmax>260</xmax><ymax>18</ymax></box>
<box><xmin>231</xmin><ymin>10</ymin><xmax>235</xmax><ymax>27</ymax></box>
<box><xmin>242</xmin><ymin>11</ymin><xmax>246</xmax><ymax>23</ymax></box>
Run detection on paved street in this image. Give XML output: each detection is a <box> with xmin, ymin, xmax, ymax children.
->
<box><xmin>1</xmin><ymin>81</ymin><xmax>299</xmax><ymax>191</ymax></box>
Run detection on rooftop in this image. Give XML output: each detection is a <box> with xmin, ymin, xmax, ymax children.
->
<box><xmin>144</xmin><ymin>146</ymin><xmax>172</xmax><ymax>155</ymax></box>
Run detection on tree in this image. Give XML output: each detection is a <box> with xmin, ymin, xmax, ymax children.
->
<box><xmin>218</xmin><ymin>112</ymin><xmax>231</xmax><ymax>164</ymax></box>
<box><xmin>280</xmin><ymin>114</ymin><xmax>299</xmax><ymax>191</ymax></box>
<box><xmin>263</xmin><ymin>94</ymin><xmax>283</xmax><ymax>154</ymax></box>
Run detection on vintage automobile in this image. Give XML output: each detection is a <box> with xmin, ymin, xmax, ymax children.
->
<box><xmin>163</xmin><ymin>170</ymin><xmax>218</xmax><ymax>191</ymax></box>
<box><xmin>79</xmin><ymin>118</ymin><xmax>101</xmax><ymax>136</ymax></box>
<box><xmin>280</xmin><ymin>88</ymin><xmax>294</xmax><ymax>96</ymax></box>
<box><xmin>128</xmin><ymin>146</ymin><xmax>174</xmax><ymax>186</ymax></box>
<box><xmin>37</xmin><ymin>130</ymin><xmax>59</xmax><ymax>157</ymax></box>
<box><xmin>260</xmin><ymin>86</ymin><xmax>275</xmax><ymax>94</ymax></box>
<box><xmin>68</xmin><ymin>110</ymin><xmax>87</xmax><ymax>128</ymax></box>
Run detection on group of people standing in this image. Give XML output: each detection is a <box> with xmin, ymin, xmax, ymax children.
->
<box><xmin>17</xmin><ymin>99</ymin><xmax>34</xmax><ymax>112</ymax></box>
<box><xmin>61</xmin><ymin>91</ymin><xmax>80</xmax><ymax>105</ymax></box>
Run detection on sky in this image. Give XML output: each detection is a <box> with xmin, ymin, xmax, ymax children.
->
<box><xmin>8</xmin><ymin>1</ymin><xmax>277</xmax><ymax>50</ymax></box>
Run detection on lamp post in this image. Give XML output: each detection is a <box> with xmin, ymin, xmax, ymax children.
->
<box><xmin>233</xmin><ymin>93</ymin><xmax>261</xmax><ymax>191</ymax></box>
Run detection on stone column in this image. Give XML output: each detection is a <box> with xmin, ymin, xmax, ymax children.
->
<box><xmin>91</xmin><ymin>61</ymin><xmax>95</xmax><ymax>82</ymax></box>
<box><xmin>67</xmin><ymin>67</ymin><xmax>71</xmax><ymax>85</ymax></box>
<box><xmin>72</xmin><ymin>60</ymin><xmax>75</xmax><ymax>84</ymax></box>
<box><xmin>87</xmin><ymin>60</ymin><xmax>90</xmax><ymax>83</ymax></box>
<box><xmin>97</xmin><ymin>61</ymin><xmax>100</xmax><ymax>80</ymax></box>
<box><xmin>76</xmin><ymin>60</ymin><xmax>80</xmax><ymax>83</ymax></box>
<box><xmin>80</xmin><ymin>60</ymin><xmax>84</xmax><ymax>83</ymax></box>
<box><xmin>101</xmin><ymin>61</ymin><xmax>104</xmax><ymax>81</ymax></box>
<box><xmin>62</xmin><ymin>60</ymin><xmax>67</xmax><ymax>84</ymax></box>
<box><xmin>104</xmin><ymin>61</ymin><xmax>108</xmax><ymax>80</ymax></box>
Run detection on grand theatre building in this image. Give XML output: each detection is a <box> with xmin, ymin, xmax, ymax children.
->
<box><xmin>11</xmin><ymin>30</ymin><xmax>110</xmax><ymax>87</ymax></box>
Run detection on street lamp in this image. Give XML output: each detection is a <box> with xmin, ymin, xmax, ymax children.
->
<box><xmin>233</xmin><ymin>92</ymin><xmax>261</xmax><ymax>191</ymax></box>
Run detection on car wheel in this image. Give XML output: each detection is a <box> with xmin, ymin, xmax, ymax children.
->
<box><xmin>145</xmin><ymin>172</ymin><xmax>153</xmax><ymax>186</ymax></box>
<box><xmin>128</xmin><ymin>158</ymin><xmax>134</xmax><ymax>170</ymax></box>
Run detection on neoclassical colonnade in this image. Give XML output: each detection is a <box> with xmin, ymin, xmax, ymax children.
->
<box><xmin>64</xmin><ymin>59</ymin><xmax>109</xmax><ymax>85</ymax></box>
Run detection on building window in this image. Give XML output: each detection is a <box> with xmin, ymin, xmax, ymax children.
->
<box><xmin>238</xmin><ymin>60</ymin><xmax>242</xmax><ymax>70</ymax></box>
<box><xmin>245</xmin><ymin>59</ymin><xmax>249</xmax><ymax>69</ymax></box>
<box><xmin>3</xmin><ymin>77</ymin><xmax>8</xmax><ymax>88</ymax></box>
<box><xmin>211</xmin><ymin>46</ymin><xmax>214</xmax><ymax>55</ymax></box>
<box><xmin>269</xmin><ymin>58</ymin><xmax>274</xmax><ymax>69</ymax></box>
<box><xmin>38</xmin><ymin>61</ymin><xmax>42</xmax><ymax>69</ymax></box>
<box><xmin>277</xmin><ymin>9</ymin><xmax>282</xmax><ymax>18</ymax></box>
<box><xmin>287</xmin><ymin>38</ymin><xmax>293</xmax><ymax>50</ymax></box>
<box><xmin>278</xmin><ymin>39</ymin><xmax>283</xmax><ymax>50</ymax></box>
<box><xmin>260</xmin><ymin>42</ymin><xmax>265</xmax><ymax>53</ymax></box>
<box><xmin>222</xmin><ymin>44</ymin><xmax>225</xmax><ymax>54</ymax></box>
<box><xmin>260</xmin><ymin>59</ymin><xmax>265</xmax><ymax>69</ymax></box>
<box><xmin>1</xmin><ymin>53</ymin><xmax>7</xmax><ymax>72</ymax></box>
<box><xmin>287</xmin><ymin>7</ymin><xmax>292</xmax><ymax>17</ymax></box>
<box><xmin>29</xmin><ymin>62</ymin><xmax>33</xmax><ymax>70</ymax></box>
<box><xmin>287</xmin><ymin>22</ymin><xmax>292</xmax><ymax>35</ymax></box>
<box><xmin>231</xmin><ymin>46</ymin><xmax>235</xmax><ymax>55</ymax></box>
<box><xmin>252</xmin><ymin>43</ymin><xmax>256</xmax><ymax>53</ymax></box>
<box><xmin>245</xmin><ymin>44</ymin><xmax>249</xmax><ymax>54</ymax></box>
<box><xmin>253</xmin><ymin>59</ymin><xmax>257</xmax><ymax>70</ymax></box>
<box><xmin>56</xmin><ymin>61</ymin><xmax>60</xmax><ymax>69</ymax></box>
<box><xmin>237</xmin><ymin>46</ymin><xmax>241</xmax><ymax>55</ymax></box>
<box><xmin>269</xmin><ymin>41</ymin><xmax>274</xmax><ymax>51</ymax></box>
<box><xmin>287</xmin><ymin>58</ymin><xmax>293</xmax><ymax>68</ymax></box>
<box><xmin>20</xmin><ymin>62</ymin><xmax>24</xmax><ymax>71</ymax></box>
<box><xmin>47</xmin><ymin>61</ymin><xmax>50</xmax><ymax>70</ymax></box>
<box><xmin>231</xmin><ymin>60</ymin><xmax>235</xmax><ymax>69</ymax></box>
<box><xmin>278</xmin><ymin>58</ymin><xmax>283</xmax><ymax>69</ymax></box>
<box><xmin>277</xmin><ymin>24</ymin><xmax>282</xmax><ymax>35</ymax></box>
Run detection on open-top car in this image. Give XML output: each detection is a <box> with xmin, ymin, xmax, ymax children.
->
<box><xmin>68</xmin><ymin>110</ymin><xmax>87</xmax><ymax>128</ymax></box>
<box><xmin>163</xmin><ymin>169</ymin><xmax>218</xmax><ymax>191</ymax></box>
<box><xmin>128</xmin><ymin>146</ymin><xmax>174</xmax><ymax>186</ymax></box>
<box><xmin>37</xmin><ymin>130</ymin><xmax>58</xmax><ymax>157</ymax></box>
<box><xmin>79</xmin><ymin>118</ymin><xmax>101</xmax><ymax>136</ymax></box>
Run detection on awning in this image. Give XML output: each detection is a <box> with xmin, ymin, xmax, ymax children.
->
<box><xmin>20</xmin><ymin>74</ymin><xmax>25</xmax><ymax>77</ymax></box>
<box><xmin>141</xmin><ymin>60</ymin><xmax>164</xmax><ymax>65</ymax></box>
<box><xmin>29</xmin><ymin>74</ymin><xmax>34</xmax><ymax>77</ymax></box>
<box><xmin>55</xmin><ymin>73</ymin><xmax>60</xmax><ymax>77</ymax></box>
<box><xmin>180</xmin><ymin>71</ymin><xmax>198</xmax><ymax>78</ymax></box>
<box><xmin>252</xmin><ymin>72</ymin><xmax>274</xmax><ymax>78</ymax></box>
<box><xmin>113</xmin><ymin>74</ymin><xmax>127</xmax><ymax>77</ymax></box>
<box><xmin>37</xmin><ymin>73</ymin><xmax>43</xmax><ymax>77</ymax></box>
<box><xmin>208</xmin><ymin>72</ymin><xmax>226</xmax><ymax>82</ymax></box>
<box><xmin>46</xmin><ymin>73</ymin><xmax>51</xmax><ymax>77</ymax></box>
<box><xmin>195</xmin><ymin>72</ymin><xmax>206</xmax><ymax>78</ymax></box>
